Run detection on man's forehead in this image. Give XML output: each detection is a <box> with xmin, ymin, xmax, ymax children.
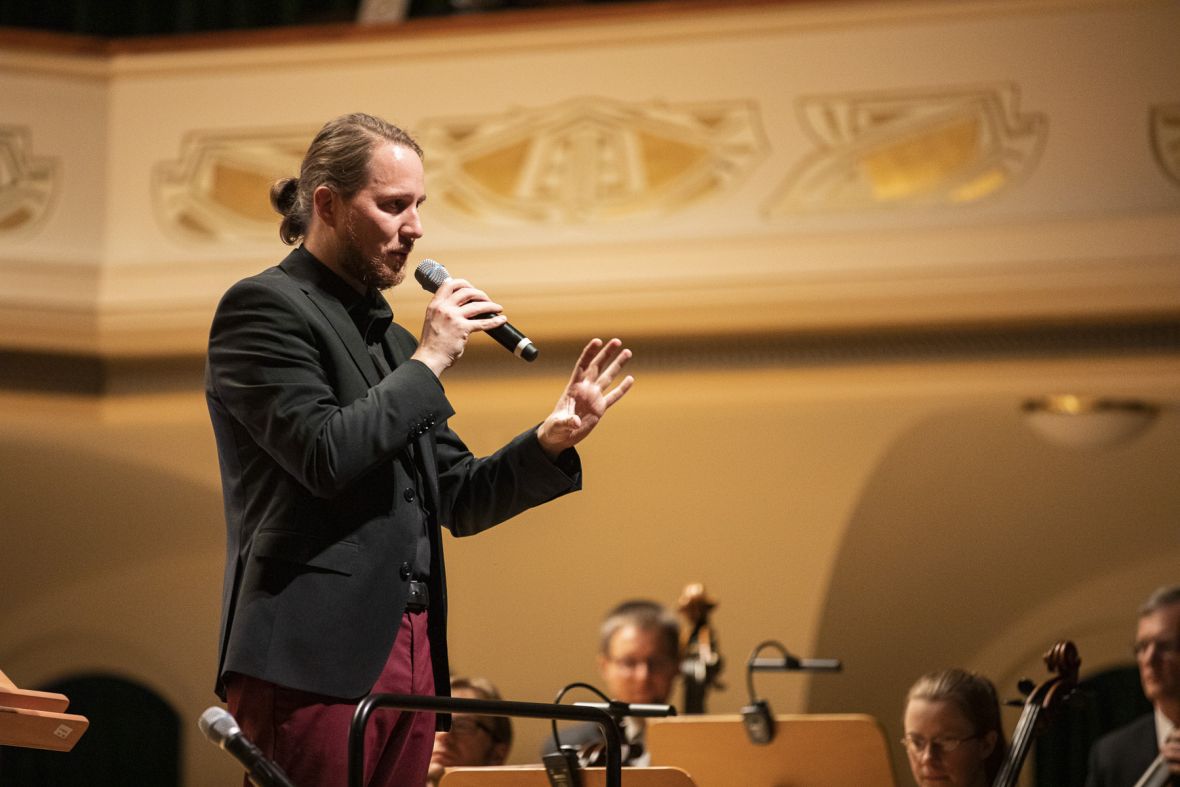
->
<box><xmin>366</xmin><ymin>144</ymin><xmax>424</xmax><ymax>185</ymax></box>
<box><xmin>1138</xmin><ymin>603</ymin><xmax>1180</xmax><ymax>635</ymax></box>
<box><xmin>610</xmin><ymin>624</ymin><xmax>668</xmax><ymax>654</ymax></box>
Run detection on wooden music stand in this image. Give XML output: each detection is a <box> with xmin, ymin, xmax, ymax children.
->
<box><xmin>440</xmin><ymin>765</ymin><xmax>697</xmax><ymax>786</ymax></box>
<box><xmin>0</xmin><ymin>668</ymin><xmax>89</xmax><ymax>752</ymax></box>
<box><xmin>647</xmin><ymin>713</ymin><xmax>896</xmax><ymax>787</ymax></box>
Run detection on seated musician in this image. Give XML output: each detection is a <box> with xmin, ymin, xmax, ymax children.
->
<box><xmin>426</xmin><ymin>676</ymin><xmax>512</xmax><ymax>786</ymax></box>
<box><xmin>1086</xmin><ymin>584</ymin><xmax>1180</xmax><ymax>787</ymax></box>
<box><xmin>542</xmin><ymin>599</ymin><xmax>680</xmax><ymax>766</ymax></box>
<box><xmin>902</xmin><ymin>668</ymin><xmax>1007</xmax><ymax>787</ymax></box>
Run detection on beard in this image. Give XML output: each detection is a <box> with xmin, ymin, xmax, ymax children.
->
<box><xmin>339</xmin><ymin>211</ymin><xmax>405</xmax><ymax>291</ymax></box>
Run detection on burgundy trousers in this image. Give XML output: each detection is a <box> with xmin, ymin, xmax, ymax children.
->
<box><xmin>225</xmin><ymin>610</ymin><xmax>436</xmax><ymax>787</ymax></box>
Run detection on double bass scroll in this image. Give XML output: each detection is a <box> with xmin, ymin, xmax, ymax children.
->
<box><xmin>992</xmin><ymin>640</ymin><xmax>1081</xmax><ymax>787</ymax></box>
<box><xmin>678</xmin><ymin>583</ymin><xmax>724</xmax><ymax>714</ymax></box>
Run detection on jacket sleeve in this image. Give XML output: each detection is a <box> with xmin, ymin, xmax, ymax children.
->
<box><xmin>431</xmin><ymin>420</ymin><xmax>583</xmax><ymax>537</ymax></box>
<box><xmin>206</xmin><ymin>277</ymin><xmax>454</xmax><ymax>499</ymax></box>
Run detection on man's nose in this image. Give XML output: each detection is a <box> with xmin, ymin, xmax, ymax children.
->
<box><xmin>403</xmin><ymin>207</ymin><xmax>424</xmax><ymax>239</ymax></box>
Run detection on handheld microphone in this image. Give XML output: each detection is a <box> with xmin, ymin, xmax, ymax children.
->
<box><xmin>572</xmin><ymin>701</ymin><xmax>677</xmax><ymax>719</ymax></box>
<box><xmin>198</xmin><ymin>707</ymin><xmax>298</xmax><ymax>787</ymax></box>
<box><xmin>414</xmin><ymin>259</ymin><xmax>538</xmax><ymax>362</ymax></box>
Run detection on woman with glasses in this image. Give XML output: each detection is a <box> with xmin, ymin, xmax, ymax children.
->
<box><xmin>902</xmin><ymin>668</ymin><xmax>1008</xmax><ymax>787</ymax></box>
<box><xmin>427</xmin><ymin>676</ymin><xmax>512</xmax><ymax>786</ymax></box>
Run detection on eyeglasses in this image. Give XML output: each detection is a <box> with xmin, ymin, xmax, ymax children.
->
<box><xmin>607</xmin><ymin>656</ymin><xmax>677</xmax><ymax>674</ymax></box>
<box><xmin>1133</xmin><ymin>638</ymin><xmax>1180</xmax><ymax>660</ymax></box>
<box><xmin>900</xmin><ymin>733</ymin><xmax>979</xmax><ymax>757</ymax></box>
<box><xmin>447</xmin><ymin>715</ymin><xmax>498</xmax><ymax>739</ymax></box>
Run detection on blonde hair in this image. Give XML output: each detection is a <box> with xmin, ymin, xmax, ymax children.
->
<box><xmin>906</xmin><ymin>668</ymin><xmax>1007</xmax><ymax>780</ymax></box>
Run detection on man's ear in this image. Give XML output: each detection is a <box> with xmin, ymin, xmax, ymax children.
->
<box><xmin>312</xmin><ymin>185</ymin><xmax>340</xmax><ymax>228</ymax></box>
<box><xmin>488</xmin><ymin>741</ymin><xmax>509</xmax><ymax>766</ymax></box>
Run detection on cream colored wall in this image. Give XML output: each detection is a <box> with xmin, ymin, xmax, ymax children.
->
<box><xmin>2</xmin><ymin>0</ymin><xmax>1179</xmax><ymax>353</ymax></box>
<box><xmin>0</xmin><ymin>1</ymin><xmax>1178</xmax><ymax>786</ymax></box>
<box><xmin>1</xmin><ymin>353</ymin><xmax>1176</xmax><ymax>785</ymax></box>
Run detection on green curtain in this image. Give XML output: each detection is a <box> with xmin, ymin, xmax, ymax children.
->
<box><xmin>0</xmin><ymin>674</ymin><xmax>180</xmax><ymax>786</ymax></box>
<box><xmin>0</xmin><ymin>0</ymin><xmax>360</xmax><ymax>37</ymax></box>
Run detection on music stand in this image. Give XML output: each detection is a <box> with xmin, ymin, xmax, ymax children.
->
<box><xmin>0</xmin><ymin>668</ymin><xmax>89</xmax><ymax>752</ymax></box>
<box><xmin>440</xmin><ymin>765</ymin><xmax>697</xmax><ymax>786</ymax></box>
<box><xmin>647</xmin><ymin>713</ymin><xmax>896</xmax><ymax>786</ymax></box>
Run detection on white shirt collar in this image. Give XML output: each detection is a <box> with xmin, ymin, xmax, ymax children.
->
<box><xmin>1155</xmin><ymin>705</ymin><xmax>1176</xmax><ymax>751</ymax></box>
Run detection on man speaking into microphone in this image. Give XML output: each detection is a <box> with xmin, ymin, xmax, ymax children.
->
<box><xmin>205</xmin><ymin>112</ymin><xmax>633</xmax><ymax>787</ymax></box>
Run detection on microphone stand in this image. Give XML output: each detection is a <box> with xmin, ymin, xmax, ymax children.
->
<box><xmin>350</xmin><ymin>693</ymin><xmax>623</xmax><ymax>787</ymax></box>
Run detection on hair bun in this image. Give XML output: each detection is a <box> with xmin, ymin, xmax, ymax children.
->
<box><xmin>269</xmin><ymin>177</ymin><xmax>299</xmax><ymax>215</ymax></box>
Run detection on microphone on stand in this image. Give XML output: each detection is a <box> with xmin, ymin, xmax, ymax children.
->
<box><xmin>414</xmin><ymin>259</ymin><xmax>539</xmax><ymax>361</ymax></box>
<box><xmin>198</xmin><ymin>707</ymin><xmax>298</xmax><ymax>787</ymax></box>
<box><xmin>572</xmin><ymin>701</ymin><xmax>677</xmax><ymax>719</ymax></box>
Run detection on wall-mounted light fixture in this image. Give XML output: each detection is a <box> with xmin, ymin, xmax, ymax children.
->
<box><xmin>1021</xmin><ymin>394</ymin><xmax>1159</xmax><ymax>448</ymax></box>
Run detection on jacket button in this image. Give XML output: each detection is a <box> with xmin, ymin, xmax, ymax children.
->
<box><xmin>403</xmin><ymin>488</ymin><xmax>415</xmax><ymax>503</ymax></box>
<box><xmin>399</xmin><ymin>562</ymin><xmax>412</xmax><ymax>580</ymax></box>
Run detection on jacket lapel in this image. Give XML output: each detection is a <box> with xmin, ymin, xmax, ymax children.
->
<box><xmin>279</xmin><ymin>248</ymin><xmax>439</xmax><ymax>507</ymax></box>
<box><xmin>280</xmin><ymin>248</ymin><xmax>382</xmax><ymax>388</ymax></box>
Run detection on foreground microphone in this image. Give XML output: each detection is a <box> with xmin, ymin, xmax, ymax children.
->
<box><xmin>198</xmin><ymin>707</ymin><xmax>297</xmax><ymax>787</ymax></box>
<box><xmin>415</xmin><ymin>259</ymin><xmax>539</xmax><ymax>361</ymax></box>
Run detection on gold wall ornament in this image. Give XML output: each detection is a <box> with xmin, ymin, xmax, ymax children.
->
<box><xmin>1150</xmin><ymin>103</ymin><xmax>1180</xmax><ymax>188</ymax></box>
<box><xmin>153</xmin><ymin>128</ymin><xmax>314</xmax><ymax>242</ymax></box>
<box><xmin>416</xmin><ymin>96</ymin><xmax>767</xmax><ymax>225</ymax></box>
<box><xmin>0</xmin><ymin>127</ymin><xmax>59</xmax><ymax>235</ymax></box>
<box><xmin>768</xmin><ymin>84</ymin><xmax>1046</xmax><ymax>214</ymax></box>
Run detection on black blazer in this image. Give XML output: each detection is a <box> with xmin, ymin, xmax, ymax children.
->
<box><xmin>1085</xmin><ymin>713</ymin><xmax>1162</xmax><ymax>787</ymax></box>
<box><xmin>206</xmin><ymin>247</ymin><xmax>580</xmax><ymax>700</ymax></box>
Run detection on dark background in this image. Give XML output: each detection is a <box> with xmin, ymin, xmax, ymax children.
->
<box><xmin>0</xmin><ymin>0</ymin><xmax>650</xmax><ymax>38</ymax></box>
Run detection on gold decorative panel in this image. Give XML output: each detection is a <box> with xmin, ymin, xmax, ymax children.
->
<box><xmin>1151</xmin><ymin>103</ymin><xmax>1180</xmax><ymax>188</ymax></box>
<box><xmin>153</xmin><ymin>129</ymin><xmax>313</xmax><ymax>242</ymax></box>
<box><xmin>768</xmin><ymin>85</ymin><xmax>1046</xmax><ymax>214</ymax></box>
<box><xmin>0</xmin><ymin>127</ymin><xmax>59</xmax><ymax>234</ymax></box>
<box><xmin>416</xmin><ymin>97</ymin><xmax>767</xmax><ymax>224</ymax></box>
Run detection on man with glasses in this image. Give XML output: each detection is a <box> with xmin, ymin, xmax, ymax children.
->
<box><xmin>543</xmin><ymin>599</ymin><xmax>680</xmax><ymax>766</ymax></box>
<box><xmin>426</xmin><ymin>676</ymin><xmax>511</xmax><ymax>786</ymax></box>
<box><xmin>1086</xmin><ymin>584</ymin><xmax>1180</xmax><ymax>786</ymax></box>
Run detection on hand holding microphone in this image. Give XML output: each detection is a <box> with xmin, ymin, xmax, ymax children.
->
<box><xmin>412</xmin><ymin>258</ymin><xmax>633</xmax><ymax>456</ymax></box>
<box><xmin>413</xmin><ymin>260</ymin><xmax>537</xmax><ymax>375</ymax></box>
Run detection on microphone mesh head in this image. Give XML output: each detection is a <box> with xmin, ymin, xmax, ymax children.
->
<box><xmin>198</xmin><ymin>706</ymin><xmax>239</xmax><ymax>746</ymax></box>
<box><xmin>414</xmin><ymin>259</ymin><xmax>449</xmax><ymax>293</ymax></box>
